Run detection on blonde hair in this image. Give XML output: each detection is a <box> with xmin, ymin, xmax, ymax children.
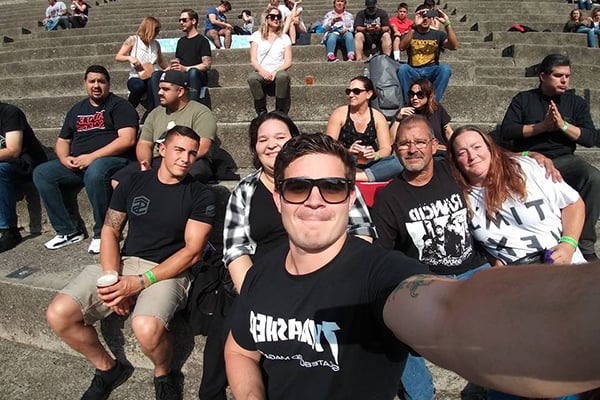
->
<box><xmin>260</xmin><ymin>6</ymin><xmax>283</xmax><ymax>39</ymax></box>
<box><xmin>136</xmin><ymin>16</ymin><xmax>161</xmax><ymax>46</ymax></box>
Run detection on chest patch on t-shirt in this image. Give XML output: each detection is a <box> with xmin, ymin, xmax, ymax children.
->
<box><xmin>131</xmin><ymin>196</ymin><xmax>150</xmax><ymax>216</ymax></box>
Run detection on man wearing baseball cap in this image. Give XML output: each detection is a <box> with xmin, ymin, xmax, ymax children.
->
<box><xmin>353</xmin><ymin>0</ymin><xmax>391</xmax><ymax>61</ymax></box>
<box><xmin>113</xmin><ymin>70</ymin><xmax>217</xmax><ymax>184</ymax></box>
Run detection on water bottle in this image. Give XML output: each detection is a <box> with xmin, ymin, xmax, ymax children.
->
<box><xmin>363</xmin><ymin>65</ymin><xmax>370</xmax><ymax>78</ymax></box>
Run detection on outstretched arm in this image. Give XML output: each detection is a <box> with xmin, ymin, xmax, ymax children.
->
<box><xmin>383</xmin><ymin>265</ymin><xmax>600</xmax><ymax>398</ymax></box>
<box><xmin>225</xmin><ymin>332</ymin><xmax>265</xmax><ymax>399</ymax></box>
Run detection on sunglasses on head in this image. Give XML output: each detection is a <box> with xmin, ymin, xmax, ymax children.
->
<box><xmin>179</xmin><ymin>17</ymin><xmax>189</xmax><ymax>22</ymax></box>
<box><xmin>345</xmin><ymin>88</ymin><xmax>367</xmax><ymax>96</ymax></box>
<box><xmin>408</xmin><ymin>90</ymin><xmax>425</xmax><ymax>99</ymax></box>
<box><xmin>277</xmin><ymin>178</ymin><xmax>353</xmax><ymax>204</ymax></box>
<box><xmin>267</xmin><ymin>13</ymin><xmax>282</xmax><ymax>20</ymax></box>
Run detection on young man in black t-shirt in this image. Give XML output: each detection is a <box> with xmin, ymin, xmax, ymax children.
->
<box><xmin>46</xmin><ymin>125</ymin><xmax>215</xmax><ymax>400</ymax></box>
<box><xmin>0</xmin><ymin>102</ymin><xmax>47</xmax><ymax>252</ymax></box>
<box><xmin>33</xmin><ymin>65</ymin><xmax>138</xmax><ymax>254</ymax></box>
<box><xmin>225</xmin><ymin>134</ymin><xmax>600</xmax><ymax>400</ymax></box>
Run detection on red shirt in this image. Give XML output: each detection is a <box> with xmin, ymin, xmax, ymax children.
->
<box><xmin>389</xmin><ymin>16</ymin><xmax>412</xmax><ymax>35</ymax></box>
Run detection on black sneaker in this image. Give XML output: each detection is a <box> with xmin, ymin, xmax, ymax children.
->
<box><xmin>0</xmin><ymin>227</ymin><xmax>22</xmax><ymax>253</ymax></box>
<box><xmin>81</xmin><ymin>360</ymin><xmax>134</xmax><ymax>400</ymax></box>
<box><xmin>154</xmin><ymin>371</ymin><xmax>183</xmax><ymax>400</ymax></box>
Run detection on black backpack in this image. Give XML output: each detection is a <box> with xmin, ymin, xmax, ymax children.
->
<box><xmin>367</xmin><ymin>55</ymin><xmax>403</xmax><ymax>121</ymax></box>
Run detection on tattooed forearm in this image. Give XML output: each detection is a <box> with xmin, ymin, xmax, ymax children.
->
<box><xmin>103</xmin><ymin>209</ymin><xmax>127</xmax><ymax>231</ymax></box>
<box><xmin>393</xmin><ymin>275</ymin><xmax>434</xmax><ymax>298</ymax></box>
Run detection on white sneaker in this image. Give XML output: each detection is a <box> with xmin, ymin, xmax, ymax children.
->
<box><xmin>88</xmin><ymin>238</ymin><xmax>101</xmax><ymax>254</ymax></box>
<box><xmin>44</xmin><ymin>232</ymin><xmax>85</xmax><ymax>250</ymax></box>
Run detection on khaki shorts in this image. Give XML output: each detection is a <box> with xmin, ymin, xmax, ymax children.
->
<box><xmin>61</xmin><ymin>256</ymin><xmax>191</xmax><ymax>328</ymax></box>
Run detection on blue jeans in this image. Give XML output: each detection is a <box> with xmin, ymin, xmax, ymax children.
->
<box><xmin>362</xmin><ymin>154</ymin><xmax>403</xmax><ymax>182</ymax></box>
<box><xmin>400</xmin><ymin>263</ymin><xmax>491</xmax><ymax>399</ymax></box>
<box><xmin>578</xmin><ymin>0</ymin><xmax>592</xmax><ymax>9</ymax></box>
<box><xmin>0</xmin><ymin>162</ymin><xmax>17</xmax><ymax>229</ymax></box>
<box><xmin>576</xmin><ymin>26</ymin><xmax>599</xmax><ymax>47</ymax></box>
<box><xmin>187</xmin><ymin>67</ymin><xmax>209</xmax><ymax>103</ymax></box>
<box><xmin>398</xmin><ymin>63</ymin><xmax>452</xmax><ymax>103</ymax></box>
<box><xmin>33</xmin><ymin>157</ymin><xmax>128</xmax><ymax>238</ymax></box>
<box><xmin>325</xmin><ymin>31</ymin><xmax>355</xmax><ymax>57</ymax></box>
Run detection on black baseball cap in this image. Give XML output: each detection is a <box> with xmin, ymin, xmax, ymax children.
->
<box><xmin>238</xmin><ymin>9</ymin><xmax>251</xmax><ymax>18</ymax></box>
<box><xmin>159</xmin><ymin>70</ymin><xmax>188</xmax><ymax>88</ymax></box>
<box><xmin>365</xmin><ymin>0</ymin><xmax>377</xmax><ymax>8</ymax></box>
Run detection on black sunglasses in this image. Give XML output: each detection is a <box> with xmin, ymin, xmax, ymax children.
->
<box><xmin>277</xmin><ymin>178</ymin><xmax>353</xmax><ymax>204</ymax></box>
<box><xmin>179</xmin><ymin>18</ymin><xmax>189</xmax><ymax>22</ymax></box>
<box><xmin>267</xmin><ymin>13</ymin><xmax>282</xmax><ymax>20</ymax></box>
<box><xmin>408</xmin><ymin>90</ymin><xmax>425</xmax><ymax>99</ymax></box>
<box><xmin>345</xmin><ymin>88</ymin><xmax>367</xmax><ymax>96</ymax></box>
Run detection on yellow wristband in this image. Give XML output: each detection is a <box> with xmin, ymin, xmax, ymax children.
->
<box><xmin>144</xmin><ymin>270</ymin><xmax>157</xmax><ymax>285</ymax></box>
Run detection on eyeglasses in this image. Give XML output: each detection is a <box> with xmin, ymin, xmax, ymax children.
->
<box><xmin>408</xmin><ymin>90</ymin><xmax>425</xmax><ymax>99</ymax></box>
<box><xmin>179</xmin><ymin>18</ymin><xmax>189</xmax><ymax>22</ymax></box>
<box><xmin>267</xmin><ymin>14</ymin><xmax>282</xmax><ymax>20</ymax></box>
<box><xmin>345</xmin><ymin>88</ymin><xmax>367</xmax><ymax>96</ymax></box>
<box><xmin>396</xmin><ymin>138</ymin><xmax>432</xmax><ymax>150</ymax></box>
<box><xmin>277</xmin><ymin>178</ymin><xmax>353</xmax><ymax>204</ymax></box>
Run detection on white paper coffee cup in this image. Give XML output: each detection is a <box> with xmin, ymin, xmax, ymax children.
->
<box><xmin>97</xmin><ymin>271</ymin><xmax>118</xmax><ymax>287</ymax></box>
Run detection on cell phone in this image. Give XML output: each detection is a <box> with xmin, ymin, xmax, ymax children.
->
<box><xmin>424</xmin><ymin>9</ymin><xmax>439</xmax><ymax>18</ymax></box>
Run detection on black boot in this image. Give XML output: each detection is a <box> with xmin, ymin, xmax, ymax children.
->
<box><xmin>0</xmin><ymin>227</ymin><xmax>22</xmax><ymax>253</ymax></box>
<box><xmin>275</xmin><ymin>97</ymin><xmax>290</xmax><ymax>115</ymax></box>
<box><xmin>254</xmin><ymin>98</ymin><xmax>267</xmax><ymax>116</ymax></box>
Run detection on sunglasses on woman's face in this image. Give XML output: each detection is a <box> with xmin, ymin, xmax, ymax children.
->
<box><xmin>267</xmin><ymin>13</ymin><xmax>282</xmax><ymax>20</ymax></box>
<box><xmin>345</xmin><ymin>88</ymin><xmax>367</xmax><ymax>96</ymax></box>
<box><xmin>408</xmin><ymin>90</ymin><xmax>425</xmax><ymax>99</ymax></box>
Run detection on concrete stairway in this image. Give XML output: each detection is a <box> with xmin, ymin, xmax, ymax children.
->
<box><xmin>0</xmin><ymin>0</ymin><xmax>599</xmax><ymax>397</ymax></box>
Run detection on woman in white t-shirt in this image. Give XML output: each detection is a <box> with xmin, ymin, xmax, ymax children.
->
<box><xmin>115</xmin><ymin>17</ymin><xmax>168</xmax><ymax>110</ymax></box>
<box><xmin>247</xmin><ymin>6</ymin><xmax>293</xmax><ymax>116</ymax></box>
<box><xmin>447</xmin><ymin>126</ymin><xmax>587</xmax><ymax>266</ymax></box>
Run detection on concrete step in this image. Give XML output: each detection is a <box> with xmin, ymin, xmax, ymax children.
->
<box><xmin>473</xmin><ymin>21</ymin><xmax>566</xmax><ymax>34</ymax></box>
<box><xmin>505</xmin><ymin>43</ymin><xmax>600</xmax><ymax>66</ymax></box>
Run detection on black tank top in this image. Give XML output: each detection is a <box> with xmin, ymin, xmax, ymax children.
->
<box><xmin>338</xmin><ymin>106</ymin><xmax>379</xmax><ymax>151</ymax></box>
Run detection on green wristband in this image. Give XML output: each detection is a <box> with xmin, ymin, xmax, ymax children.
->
<box><xmin>559</xmin><ymin>236</ymin><xmax>578</xmax><ymax>249</ymax></box>
<box><xmin>443</xmin><ymin>20</ymin><xmax>451</xmax><ymax>28</ymax></box>
<box><xmin>521</xmin><ymin>151</ymin><xmax>529</xmax><ymax>157</ymax></box>
<box><xmin>561</xmin><ymin>121</ymin><xmax>569</xmax><ymax>132</ymax></box>
<box><xmin>374</xmin><ymin>152</ymin><xmax>380</xmax><ymax>161</ymax></box>
<box><xmin>144</xmin><ymin>270</ymin><xmax>157</xmax><ymax>285</ymax></box>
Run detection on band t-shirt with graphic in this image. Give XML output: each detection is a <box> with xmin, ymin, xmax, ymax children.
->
<box><xmin>229</xmin><ymin>236</ymin><xmax>427</xmax><ymax>399</ymax></box>
<box><xmin>110</xmin><ymin>169</ymin><xmax>216</xmax><ymax>264</ymax></box>
<box><xmin>372</xmin><ymin>160</ymin><xmax>487</xmax><ymax>275</ymax></box>
<box><xmin>406</xmin><ymin>29</ymin><xmax>446</xmax><ymax>67</ymax></box>
<box><xmin>468</xmin><ymin>156</ymin><xmax>586</xmax><ymax>265</ymax></box>
<box><xmin>59</xmin><ymin>93</ymin><xmax>138</xmax><ymax>157</ymax></box>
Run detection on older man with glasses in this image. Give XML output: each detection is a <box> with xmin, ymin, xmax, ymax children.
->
<box><xmin>397</xmin><ymin>4</ymin><xmax>458</xmax><ymax>102</ymax></box>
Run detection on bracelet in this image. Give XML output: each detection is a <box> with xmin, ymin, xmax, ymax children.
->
<box><xmin>561</xmin><ymin>121</ymin><xmax>569</xmax><ymax>132</ymax></box>
<box><xmin>521</xmin><ymin>151</ymin><xmax>529</xmax><ymax>157</ymax></box>
<box><xmin>374</xmin><ymin>152</ymin><xmax>380</xmax><ymax>161</ymax></box>
<box><xmin>138</xmin><ymin>274</ymin><xmax>146</xmax><ymax>290</ymax></box>
<box><xmin>443</xmin><ymin>20</ymin><xmax>451</xmax><ymax>28</ymax></box>
<box><xmin>144</xmin><ymin>270</ymin><xmax>157</xmax><ymax>285</ymax></box>
<box><xmin>559</xmin><ymin>236</ymin><xmax>578</xmax><ymax>249</ymax></box>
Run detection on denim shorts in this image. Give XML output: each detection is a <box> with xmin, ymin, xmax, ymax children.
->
<box><xmin>61</xmin><ymin>256</ymin><xmax>191</xmax><ymax>328</ymax></box>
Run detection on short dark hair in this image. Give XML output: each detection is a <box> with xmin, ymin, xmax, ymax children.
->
<box><xmin>274</xmin><ymin>133</ymin><xmax>356</xmax><ymax>185</ymax></box>
<box><xmin>538</xmin><ymin>54</ymin><xmax>570</xmax><ymax>77</ymax></box>
<box><xmin>164</xmin><ymin>125</ymin><xmax>201</xmax><ymax>144</ymax></box>
<box><xmin>398</xmin><ymin>2</ymin><xmax>408</xmax><ymax>10</ymax></box>
<box><xmin>181</xmin><ymin>8</ymin><xmax>199</xmax><ymax>26</ymax></box>
<box><xmin>249</xmin><ymin>111</ymin><xmax>300</xmax><ymax>169</ymax></box>
<box><xmin>220</xmin><ymin>0</ymin><xmax>232</xmax><ymax>11</ymax></box>
<box><xmin>85</xmin><ymin>65</ymin><xmax>110</xmax><ymax>82</ymax></box>
<box><xmin>350</xmin><ymin>76</ymin><xmax>378</xmax><ymax>99</ymax></box>
<box><xmin>415</xmin><ymin>3</ymin><xmax>429</xmax><ymax>12</ymax></box>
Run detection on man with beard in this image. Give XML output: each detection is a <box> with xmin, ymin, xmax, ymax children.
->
<box><xmin>353</xmin><ymin>0</ymin><xmax>391</xmax><ymax>61</ymax></box>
